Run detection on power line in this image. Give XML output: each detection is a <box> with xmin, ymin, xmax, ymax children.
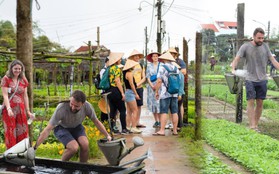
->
<box><xmin>0</xmin><ymin>0</ymin><xmax>5</xmax><ymax>6</ymax></box>
<box><xmin>162</xmin><ymin>0</ymin><xmax>175</xmax><ymax>17</ymax></box>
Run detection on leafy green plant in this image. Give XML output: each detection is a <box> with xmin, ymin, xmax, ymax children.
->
<box><xmin>180</xmin><ymin>126</ymin><xmax>237</xmax><ymax>174</ymax></box>
<box><xmin>203</xmin><ymin>119</ymin><xmax>279</xmax><ymax>173</ymax></box>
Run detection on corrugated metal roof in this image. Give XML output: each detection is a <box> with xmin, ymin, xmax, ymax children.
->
<box><xmin>201</xmin><ymin>24</ymin><xmax>219</xmax><ymax>32</ymax></box>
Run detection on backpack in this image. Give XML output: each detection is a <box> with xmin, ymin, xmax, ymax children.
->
<box><xmin>94</xmin><ymin>66</ymin><xmax>106</xmax><ymax>90</ymax></box>
<box><xmin>93</xmin><ymin>73</ymin><xmax>101</xmax><ymax>89</ymax></box>
<box><xmin>98</xmin><ymin>66</ymin><xmax>111</xmax><ymax>90</ymax></box>
<box><xmin>162</xmin><ymin>65</ymin><xmax>180</xmax><ymax>94</ymax></box>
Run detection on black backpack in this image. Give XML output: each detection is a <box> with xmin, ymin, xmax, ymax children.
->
<box><xmin>94</xmin><ymin>66</ymin><xmax>107</xmax><ymax>90</ymax></box>
<box><xmin>93</xmin><ymin>73</ymin><xmax>101</xmax><ymax>89</ymax></box>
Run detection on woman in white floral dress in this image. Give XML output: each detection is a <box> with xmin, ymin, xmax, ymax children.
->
<box><xmin>146</xmin><ymin>52</ymin><xmax>161</xmax><ymax>128</ymax></box>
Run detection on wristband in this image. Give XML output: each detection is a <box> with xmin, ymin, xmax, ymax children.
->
<box><xmin>7</xmin><ymin>107</ymin><xmax>11</xmax><ymax>111</ymax></box>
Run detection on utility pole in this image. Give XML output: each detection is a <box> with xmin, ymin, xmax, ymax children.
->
<box><xmin>96</xmin><ymin>27</ymin><xmax>101</xmax><ymax>95</ymax></box>
<box><xmin>145</xmin><ymin>26</ymin><xmax>148</xmax><ymax>57</ymax></box>
<box><xmin>88</xmin><ymin>41</ymin><xmax>93</xmax><ymax>97</ymax></box>
<box><xmin>96</xmin><ymin>26</ymin><xmax>100</xmax><ymax>71</ymax></box>
<box><xmin>235</xmin><ymin>3</ymin><xmax>245</xmax><ymax>123</ymax></box>
<box><xmin>156</xmin><ymin>0</ymin><xmax>162</xmax><ymax>53</ymax></box>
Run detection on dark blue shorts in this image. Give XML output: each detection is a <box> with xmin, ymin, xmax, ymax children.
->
<box><xmin>245</xmin><ymin>80</ymin><xmax>267</xmax><ymax>100</ymax></box>
<box><xmin>136</xmin><ymin>87</ymin><xmax>144</xmax><ymax>106</ymax></box>
<box><xmin>54</xmin><ymin>124</ymin><xmax>86</xmax><ymax>147</ymax></box>
<box><xmin>160</xmin><ymin>97</ymin><xmax>178</xmax><ymax>114</ymax></box>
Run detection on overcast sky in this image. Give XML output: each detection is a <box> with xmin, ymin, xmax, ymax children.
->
<box><xmin>0</xmin><ymin>0</ymin><xmax>278</xmax><ymax>60</ymax></box>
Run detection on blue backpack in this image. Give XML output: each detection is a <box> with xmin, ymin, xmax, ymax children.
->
<box><xmin>162</xmin><ymin>65</ymin><xmax>180</xmax><ymax>94</ymax></box>
<box><xmin>98</xmin><ymin>66</ymin><xmax>111</xmax><ymax>90</ymax></box>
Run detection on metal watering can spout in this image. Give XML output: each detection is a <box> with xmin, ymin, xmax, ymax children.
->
<box><xmin>117</xmin><ymin>136</ymin><xmax>144</xmax><ymax>161</ymax></box>
<box><xmin>3</xmin><ymin>138</ymin><xmax>35</xmax><ymax>167</ymax></box>
<box><xmin>97</xmin><ymin>136</ymin><xmax>144</xmax><ymax>166</ymax></box>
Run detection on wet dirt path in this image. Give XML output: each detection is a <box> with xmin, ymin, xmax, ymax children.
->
<box><xmin>94</xmin><ymin>105</ymin><xmax>198</xmax><ymax>174</ymax></box>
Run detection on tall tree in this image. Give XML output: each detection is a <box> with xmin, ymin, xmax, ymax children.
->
<box><xmin>0</xmin><ymin>20</ymin><xmax>16</xmax><ymax>49</ymax></box>
<box><xmin>16</xmin><ymin>0</ymin><xmax>33</xmax><ymax>111</ymax></box>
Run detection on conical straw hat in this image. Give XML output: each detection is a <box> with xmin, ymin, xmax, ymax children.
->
<box><xmin>172</xmin><ymin>62</ymin><xmax>181</xmax><ymax>69</ymax></box>
<box><xmin>146</xmin><ymin>52</ymin><xmax>161</xmax><ymax>62</ymax></box>
<box><xmin>108</xmin><ymin>52</ymin><xmax>124</xmax><ymax>66</ymax></box>
<box><xmin>168</xmin><ymin>47</ymin><xmax>178</xmax><ymax>55</ymax></box>
<box><xmin>158</xmin><ymin>52</ymin><xmax>176</xmax><ymax>62</ymax></box>
<box><xmin>98</xmin><ymin>97</ymin><xmax>110</xmax><ymax>114</ymax></box>
<box><xmin>128</xmin><ymin>49</ymin><xmax>144</xmax><ymax>59</ymax></box>
<box><xmin>123</xmin><ymin>59</ymin><xmax>139</xmax><ymax>71</ymax></box>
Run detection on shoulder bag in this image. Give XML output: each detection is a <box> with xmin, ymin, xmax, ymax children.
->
<box><xmin>150</xmin><ymin>63</ymin><xmax>160</xmax><ymax>82</ymax></box>
<box><xmin>0</xmin><ymin>80</ymin><xmax>20</xmax><ymax>115</ymax></box>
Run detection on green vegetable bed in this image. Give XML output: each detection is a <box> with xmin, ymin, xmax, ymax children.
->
<box><xmin>203</xmin><ymin>119</ymin><xmax>279</xmax><ymax>174</ymax></box>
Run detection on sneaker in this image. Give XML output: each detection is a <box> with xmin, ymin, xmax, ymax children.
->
<box><xmin>126</xmin><ymin>127</ymin><xmax>131</xmax><ymax>131</ymax></box>
<box><xmin>121</xmin><ymin>129</ymin><xmax>131</xmax><ymax>135</ymax></box>
<box><xmin>165</xmin><ymin>123</ymin><xmax>171</xmax><ymax>129</ymax></box>
<box><xmin>153</xmin><ymin>121</ymin><xmax>160</xmax><ymax>128</ymax></box>
<box><xmin>113</xmin><ymin>126</ymin><xmax>119</xmax><ymax>133</ymax></box>
<box><xmin>131</xmin><ymin>127</ymin><xmax>142</xmax><ymax>134</ymax></box>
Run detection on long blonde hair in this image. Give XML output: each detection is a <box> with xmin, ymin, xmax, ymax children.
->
<box><xmin>6</xmin><ymin>59</ymin><xmax>26</xmax><ymax>79</ymax></box>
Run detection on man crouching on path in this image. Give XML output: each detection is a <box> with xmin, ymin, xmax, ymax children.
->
<box><xmin>34</xmin><ymin>90</ymin><xmax>112</xmax><ymax>162</ymax></box>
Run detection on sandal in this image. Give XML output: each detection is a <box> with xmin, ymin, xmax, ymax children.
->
<box><xmin>136</xmin><ymin>124</ymin><xmax>146</xmax><ymax>128</ymax></box>
<box><xmin>152</xmin><ymin>132</ymin><xmax>165</xmax><ymax>136</ymax></box>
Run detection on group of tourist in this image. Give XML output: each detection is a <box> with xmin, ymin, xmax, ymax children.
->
<box><xmin>146</xmin><ymin>48</ymin><xmax>186</xmax><ymax>136</ymax></box>
<box><xmin>96</xmin><ymin>47</ymin><xmax>187</xmax><ymax>137</ymax></box>
<box><xmin>104</xmin><ymin>50</ymin><xmax>145</xmax><ymax>135</ymax></box>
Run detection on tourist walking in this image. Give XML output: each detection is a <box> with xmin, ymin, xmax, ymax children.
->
<box><xmin>1</xmin><ymin>59</ymin><xmax>35</xmax><ymax>149</ymax></box>
<box><xmin>99</xmin><ymin>57</ymin><xmax>110</xmax><ymax>122</ymax></box>
<box><xmin>127</xmin><ymin>49</ymin><xmax>146</xmax><ymax>128</ymax></box>
<box><xmin>168</xmin><ymin>47</ymin><xmax>187</xmax><ymax>129</ymax></box>
<box><xmin>146</xmin><ymin>52</ymin><xmax>161</xmax><ymax>128</ymax></box>
<box><xmin>107</xmin><ymin>52</ymin><xmax>128</xmax><ymax>134</ymax></box>
<box><xmin>172</xmin><ymin>62</ymin><xmax>185</xmax><ymax>130</ymax></box>
<box><xmin>153</xmin><ymin>52</ymin><xmax>179</xmax><ymax>136</ymax></box>
<box><xmin>123</xmin><ymin>59</ymin><xmax>142</xmax><ymax>134</ymax></box>
<box><xmin>231</xmin><ymin>27</ymin><xmax>279</xmax><ymax>131</ymax></box>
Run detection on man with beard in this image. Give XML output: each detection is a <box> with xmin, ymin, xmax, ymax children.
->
<box><xmin>34</xmin><ymin>90</ymin><xmax>111</xmax><ymax>162</ymax></box>
<box><xmin>231</xmin><ymin>27</ymin><xmax>279</xmax><ymax>132</ymax></box>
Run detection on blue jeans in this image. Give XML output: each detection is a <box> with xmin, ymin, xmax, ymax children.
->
<box><xmin>160</xmin><ymin>97</ymin><xmax>178</xmax><ymax>114</ymax></box>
